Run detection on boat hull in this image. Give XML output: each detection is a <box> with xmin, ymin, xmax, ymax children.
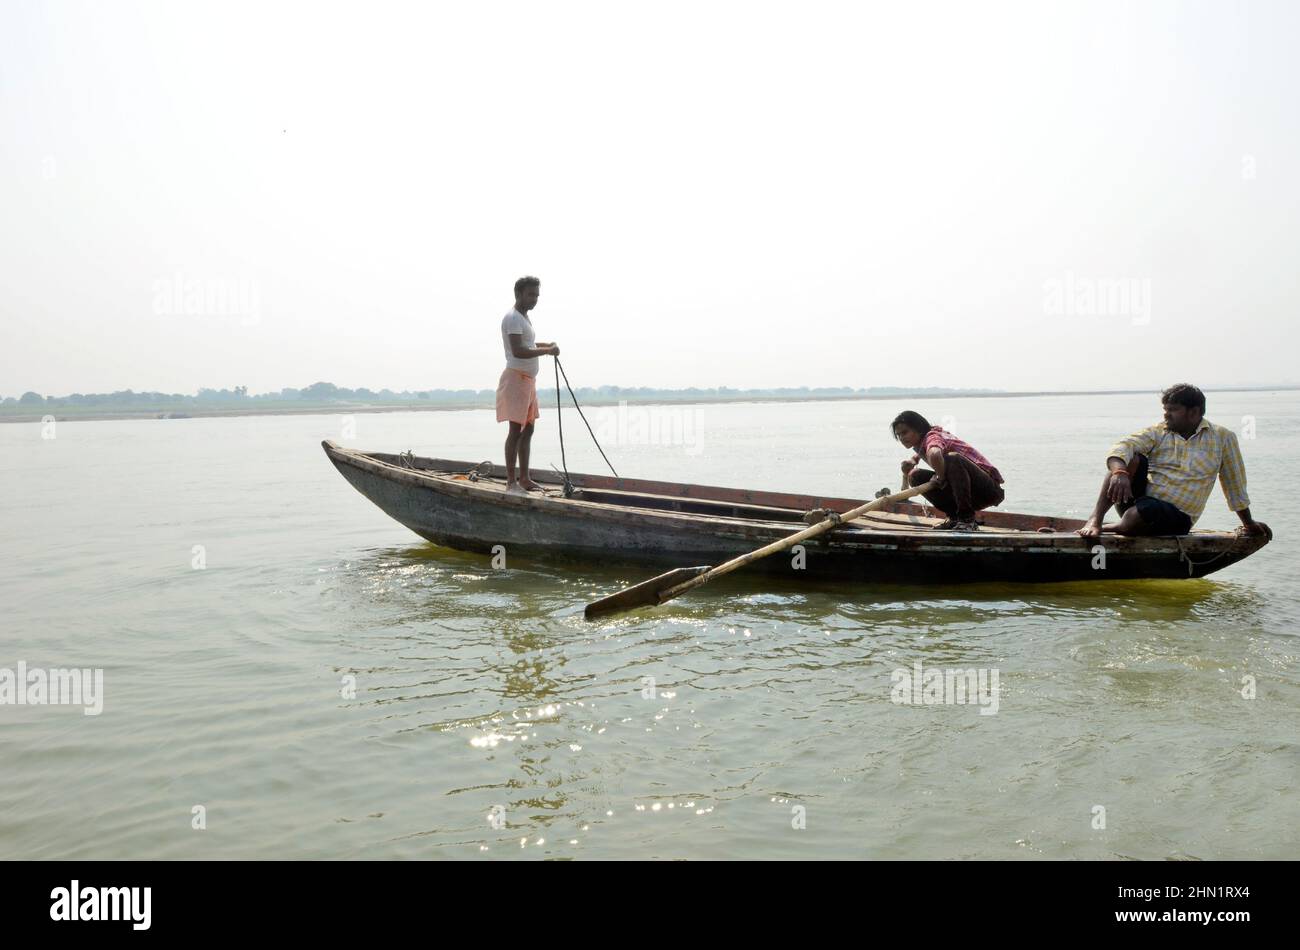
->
<box><xmin>323</xmin><ymin>442</ymin><xmax>1270</xmax><ymax>584</ymax></box>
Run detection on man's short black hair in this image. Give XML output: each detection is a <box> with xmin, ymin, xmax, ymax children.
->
<box><xmin>890</xmin><ymin>410</ymin><xmax>933</xmax><ymax>442</ymax></box>
<box><xmin>514</xmin><ymin>275</ymin><xmax>540</xmax><ymax>297</ymax></box>
<box><xmin>1161</xmin><ymin>383</ymin><xmax>1206</xmax><ymax>414</ymax></box>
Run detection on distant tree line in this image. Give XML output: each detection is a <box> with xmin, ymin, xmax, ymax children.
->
<box><xmin>2</xmin><ymin>381</ymin><xmax>995</xmax><ymax>410</ymax></box>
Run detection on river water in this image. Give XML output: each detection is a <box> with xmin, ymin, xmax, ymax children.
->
<box><xmin>1</xmin><ymin>390</ymin><xmax>1296</xmax><ymax>859</ymax></box>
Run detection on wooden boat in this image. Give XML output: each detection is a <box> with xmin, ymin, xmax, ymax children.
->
<box><xmin>322</xmin><ymin>441</ymin><xmax>1271</xmax><ymax>584</ymax></box>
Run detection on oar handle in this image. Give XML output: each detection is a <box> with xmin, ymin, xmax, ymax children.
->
<box><xmin>658</xmin><ymin>480</ymin><xmax>936</xmax><ymax>602</ymax></box>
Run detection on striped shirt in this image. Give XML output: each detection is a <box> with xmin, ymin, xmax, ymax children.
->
<box><xmin>1106</xmin><ymin>418</ymin><xmax>1249</xmax><ymax>523</ymax></box>
<box><xmin>913</xmin><ymin>427</ymin><xmax>1004</xmax><ymax>484</ymax></box>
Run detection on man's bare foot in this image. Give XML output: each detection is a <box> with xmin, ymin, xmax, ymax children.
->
<box><xmin>519</xmin><ymin>478</ymin><xmax>544</xmax><ymax>492</ymax></box>
<box><xmin>1076</xmin><ymin>518</ymin><xmax>1102</xmax><ymax>539</ymax></box>
<box><xmin>505</xmin><ymin>482</ymin><xmax>527</xmax><ymax>495</ymax></box>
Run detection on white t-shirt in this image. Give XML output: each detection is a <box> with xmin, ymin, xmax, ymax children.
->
<box><xmin>501</xmin><ymin>308</ymin><xmax>538</xmax><ymax>376</ymax></box>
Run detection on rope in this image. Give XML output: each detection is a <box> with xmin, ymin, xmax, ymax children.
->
<box><xmin>554</xmin><ymin>357</ymin><xmax>571</xmax><ymax>496</ymax></box>
<box><xmin>553</xmin><ymin>356</ymin><xmax>618</xmax><ymax>495</ymax></box>
<box><xmin>1174</xmin><ymin>534</ymin><xmax>1238</xmax><ymax>576</ymax></box>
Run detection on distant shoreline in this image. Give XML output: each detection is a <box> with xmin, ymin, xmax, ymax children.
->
<box><xmin>3</xmin><ymin>385</ymin><xmax>1297</xmax><ymax>425</ymax></box>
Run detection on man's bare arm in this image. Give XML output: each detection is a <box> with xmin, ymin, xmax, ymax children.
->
<box><xmin>509</xmin><ymin>333</ymin><xmax>558</xmax><ymax>358</ymax></box>
<box><xmin>925</xmin><ymin>446</ymin><xmax>946</xmax><ymax>484</ymax></box>
<box><xmin>1104</xmin><ymin>455</ymin><xmax>1134</xmax><ymax>504</ymax></box>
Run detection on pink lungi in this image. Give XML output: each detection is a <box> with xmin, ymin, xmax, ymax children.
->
<box><xmin>495</xmin><ymin>368</ymin><xmax>540</xmax><ymax>426</ymax></box>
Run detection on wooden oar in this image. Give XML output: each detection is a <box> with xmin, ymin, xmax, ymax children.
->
<box><xmin>583</xmin><ymin>480</ymin><xmax>936</xmax><ymax>619</ymax></box>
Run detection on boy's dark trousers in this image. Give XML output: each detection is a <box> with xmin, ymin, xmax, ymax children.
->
<box><xmin>908</xmin><ymin>453</ymin><xmax>1004</xmax><ymax>520</ymax></box>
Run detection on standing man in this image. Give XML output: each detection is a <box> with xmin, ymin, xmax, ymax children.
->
<box><xmin>497</xmin><ymin>276</ymin><xmax>559</xmax><ymax>494</ymax></box>
<box><xmin>1076</xmin><ymin>383</ymin><xmax>1266</xmax><ymax>539</ymax></box>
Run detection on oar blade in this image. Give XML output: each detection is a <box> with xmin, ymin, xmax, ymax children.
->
<box><xmin>584</xmin><ymin>565</ymin><xmax>713</xmax><ymax>620</ymax></box>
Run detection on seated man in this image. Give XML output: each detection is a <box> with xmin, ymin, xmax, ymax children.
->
<box><xmin>893</xmin><ymin>411</ymin><xmax>1005</xmax><ymax>531</ymax></box>
<box><xmin>1076</xmin><ymin>383</ymin><xmax>1266</xmax><ymax>539</ymax></box>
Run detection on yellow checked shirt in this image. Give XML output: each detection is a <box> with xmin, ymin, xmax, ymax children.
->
<box><xmin>1106</xmin><ymin>418</ymin><xmax>1250</xmax><ymax>524</ymax></box>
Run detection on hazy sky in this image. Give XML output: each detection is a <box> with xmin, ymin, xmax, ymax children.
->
<box><xmin>2</xmin><ymin>0</ymin><xmax>1297</xmax><ymax>397</ymax></box>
